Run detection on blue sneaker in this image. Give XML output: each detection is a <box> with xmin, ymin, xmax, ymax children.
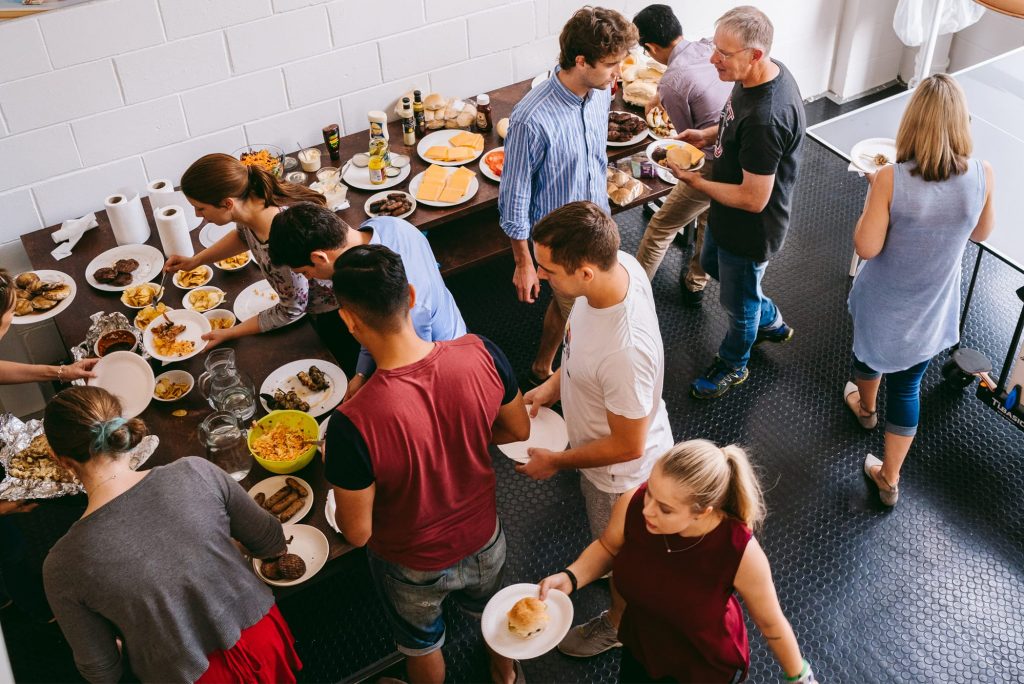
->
<box><xmin>755</xmin><ymin>322</ymin><xmax>794</xmax><ymax>345</ymax></box>
<box><xmin>691</xmin><ymin>357</ymin><xmax>749</xmax><ymax>399</ymax></box>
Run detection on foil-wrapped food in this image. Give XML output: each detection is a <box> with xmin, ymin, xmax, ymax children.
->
<box><xmin>0</xmin><ymin>415</ymin><xmax>159</xmax><ymax>500</ymax></box>
<box><xmin>70</xmin><ymin>311</ymin><xmax>147</xmax><ymax>368</ymax></box>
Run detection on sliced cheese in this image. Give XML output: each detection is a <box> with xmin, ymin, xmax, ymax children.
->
<box><xmin>425</xmin><ymin>146</ymin><xmax>450</xmax><ymax>161</ymax></box>
<box><xmin>423</xmin><ymin>165</ymin><xmax>448</xmax><ymax>183</ymax></box>
<box><xmin>416</xmin><ymin>179</ymin><xmax>445</xmax><ymax>201</ymax></box>
<box><xmin>438</xmin><ymin>185</ymin><xmax>465</xmax><ymax>203</ymax></box>
<box><xmin>449</xmin><ymin>132</ymin><xmax>485</xmax><ymax>151</ymax></box>
<box><xmin>447</xmin><ymin>146</ymin><xmax>475</xmax><ymax>161</ymax></box>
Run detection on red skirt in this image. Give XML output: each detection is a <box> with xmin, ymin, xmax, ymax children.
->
<box><xmin>196</xmin><ymin>605</ymin><xmax>302</xmax><ymax>684</ymax></box>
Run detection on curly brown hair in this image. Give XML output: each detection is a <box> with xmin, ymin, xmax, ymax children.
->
<box><xmin>558</xmin><ymin>6</ymin><xmax>638</xmax><ymax>70</ymax></box>
<box><xmin>532</xmin><ymin>201</ymin><xmax>620</xmax><ymax>273</ymax></box>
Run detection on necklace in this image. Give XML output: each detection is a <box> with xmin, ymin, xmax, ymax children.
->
<box><xmin>663</xmin><ymin>530</ymin><xmax>709</xmax><ymax>553</ymax></box>
<box><xmin>87</xmin><ymin>471</ymin><xmax>120</xmax><ymax>495</ymax></box>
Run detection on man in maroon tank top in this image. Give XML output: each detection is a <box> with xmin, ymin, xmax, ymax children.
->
<box><xmin>323</xmin><ymin>245</ymin><xmax>530</xmax><ymax>684</ymax></box>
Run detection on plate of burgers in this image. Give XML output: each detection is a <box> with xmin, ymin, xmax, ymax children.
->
<box><xmin>607</xmin><ymin>111</ymin><xmax>648</xmax><ymax>147</ymax></box>
<box><xmin>482</xmin><ymin>583</ymin><xmax>573</xmax><ymax>659</ymax></box>
<box><xmin>645</xmin><ymin>139</ymin><xmax>705</xmax><ymax>185</ymax></box>
<box><xmin>85</xmin><ymin>244</ymin><xmax>165</xmax><ymax>292</ymax></box>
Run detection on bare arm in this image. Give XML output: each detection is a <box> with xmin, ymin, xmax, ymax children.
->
<box><xmin>733</xmin><ymin>537</ymin><xmax>805</xmax><ymax>678</ymax></box>
<box><xmin>491</xmin><ymin>390</ymin><xmax>531</xmax><ymax>445</ymax></box>
<box><xmin>165</xmin><ymin>230</ymin><xmax>247</xmax><ymax>272</ymax></box>
<box><xmin>0</xmin><ymin>358</ymin><xmax>97</xmax><ymax>385</ymax></box>
<box><xmin>516</xmin><ymin>410</ymin><xmax>649</xmax><ymax>480</ymax></box>
<box><xmin>673</xmin><ymin>167</ymin><xmax>775</xmax><ymax>213</ymax></box>
<box><xmin>537</xmin><ymin>488</ymin><xmax>633</xmax><ymax>597</ymax></box>
<box><xmin>851</xmin><ymin>165</ymin><xmax>894</xmax><ymax>260</ymax></box>
<box><xmin>332</xmin><ymin>483</ymin><xmax>375</xmax><ymax>547</ymax></box>
<box><xmin>970</xmin><ymin>161</ymin><xmax>996</xmax><ymax>243</ymax></box>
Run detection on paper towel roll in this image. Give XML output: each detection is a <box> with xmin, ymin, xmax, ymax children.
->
<box><xmin>105</xmin><ymin>193</ymin><xmax>151</xmax><ymax>246</ymax></box>
<box><xmin>154</xmin><ymin>205</ymin><xmax>194</xmax><ymax>258</ymax></box>
<box><xmin>147</xmin><ymin>179</ymin><xmax>201</xmax><ymax>230</ymax></box>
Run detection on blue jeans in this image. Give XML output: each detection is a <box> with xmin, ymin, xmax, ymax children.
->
<box><xmin>701</xmin><ymin>229</ymin><xmax>783</xmax><ymax>368</ymax></box>
<box><xmin>366</xmin><ymin>521</ymin><xmax>506</xmax><ymax>656</ymax></box>
<box><xmin>852</xmin><ymin>356</ymin><xmax>930</xmax><ymax>437</ymax></box>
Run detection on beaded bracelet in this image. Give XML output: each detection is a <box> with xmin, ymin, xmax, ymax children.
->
<box><xmin>56</xmin><ymin>364</ymin><xmax>65</xmax><ymax>383</ymax></box>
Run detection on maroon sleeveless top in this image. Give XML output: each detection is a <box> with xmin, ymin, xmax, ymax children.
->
<box><xmin>613</xmin><ymin>485</ymin><xmax>752</xmax><ymax>682</ymax></box>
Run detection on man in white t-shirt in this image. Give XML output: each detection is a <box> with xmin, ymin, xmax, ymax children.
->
<box><xmin>520</xmin><ymin>200</ymin><xmax>673</xmax><ymax>658</ymax></box>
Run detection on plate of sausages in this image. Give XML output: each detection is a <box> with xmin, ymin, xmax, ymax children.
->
<box><xmin>248</xmin><ymin>476</ymin><xmax>313</xmax><ymax>524</ymax></box>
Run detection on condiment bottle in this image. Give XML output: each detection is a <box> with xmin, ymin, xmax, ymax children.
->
<box><xmin>475</xmin><ymin>94</ymin><xmax>493</xmax><ymax>133</ymax></box>
<box><xmin>368</xmin><ymin>151</ymin><xmax>385</xmax><ymax>185</ymax></box>
<box><xmin>367</xmin><ymin>110</ymin><xmax>391</xmax><ymax>166</ymax></box>
<box><xmin>322</xmin><ymin>124</ymin><xmax>340</xmax><ymax>162</ymax></box>
<box><xmin>413</xmin><ymin>90</ymin><xmax>426</xmax><ymax>137</ymax></box>
<box><xmin>400</xmin><ymin>97</ymin><xmax>416</xmax><ymax>146</ymax></box>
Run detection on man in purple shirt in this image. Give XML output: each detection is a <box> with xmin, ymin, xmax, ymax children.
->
<box><xmin>633</xmin><ymin>4</ymin><xmax>732</xmax><ymax>307</ymax></box>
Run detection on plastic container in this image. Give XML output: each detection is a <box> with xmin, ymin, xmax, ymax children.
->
<box><xmin>248</xmin><ymin>410</ymin><xmax>319</xmax><ymax>475</ymax></box>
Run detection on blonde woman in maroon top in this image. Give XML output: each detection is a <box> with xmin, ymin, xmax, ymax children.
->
<box><xmin>539</xmin><ymin>440</ymin><xmax>816</xmax><ymax>683</ymax></box>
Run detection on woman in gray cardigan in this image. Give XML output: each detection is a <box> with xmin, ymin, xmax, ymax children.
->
<box><xmin>42</xmin><ymin>386</ymin><xmax>301</xmax><ymax>683</ymax></box>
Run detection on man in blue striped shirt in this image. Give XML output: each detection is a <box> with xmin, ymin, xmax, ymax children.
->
<box><xmin>499</xmin><ymin>7</ymin><xmax>638</xmax><ymax>385</ymax></box>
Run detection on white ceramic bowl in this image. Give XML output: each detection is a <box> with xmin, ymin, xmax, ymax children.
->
<box><xmin>183</xmin><ymin>286</ymin><xmax>226</xmax><ymax>313</ymax></box>
<box><xmin>172</xmin><ymin>265</ymin><xmax>213</xmax><ymax>289</ymax></box>
<box><xmin>203</xmin><ymin>308</ymin><xmax>237</xmax><ymax>330</ymax></box>
<box><xmin>153</xmin><ymin>370</ymin><xmax>194</xmax><ymax>402</ymax></box>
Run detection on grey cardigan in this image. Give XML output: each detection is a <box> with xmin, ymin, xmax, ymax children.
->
<box><xmin>43</xmin><ymin>457</ymin><xmax>286</xmax><ymax>683</ymax></box>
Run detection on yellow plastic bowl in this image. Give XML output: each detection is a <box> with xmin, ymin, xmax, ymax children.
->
<box><xmin>248</xmin><ymin>410</ymin><xmax>318</xmax><ymax>474</ymax></box>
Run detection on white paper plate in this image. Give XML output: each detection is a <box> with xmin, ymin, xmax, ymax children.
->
<box><xmin>153</xmin><ymin>369</ymin><xmax>194</xmax><ymax>402</ymax></box>
<box><xmin>233</xmin><ymin>279</ymin><xmax>285</xmax><ymax>323</ymax></box>
<box><xmin>647</xmin><ymin>127</ymin><xmax>677</xmax><ymax>141</ymax></box>
<box><xmin>645</xmin><ymin>139</ymin><xmax>704</xmax><ymax>185</ymax></box>
<box><xmin>325</xmin><ymin>488</ymin><xmax>341</xmax><ymax>534</ymax></box>
<box><xmin>607</xmin><ymin>112</ymin><xmax>649</xmax><ymax>147</ymax></box>
<box><xmin>416</xmin><ymin>129</ymin><xmax>484</xmax><ymax>167</ymax></box>
<box><xmin>248</xmin><ymin>475</ymin><xmax>314</xmax><ymax>524</ymax></box>
<box><xmin>479</xmin><ymin>147</ymin><xmax>504</xmax><ymax>183</ymax></box>
<box><xmin>91</xmin><ymin>351</ymin><xmax>155</xmax><ymax>419</ymax></box>
<box><xmin>85</xmin><ymin>244</ymin><xmax>165</xmax><ymax>292</ymax></box>
<box><xmin>10</xmin><ymin>270</ymin><xmax>77</xmax><ymax>325</ymax></box>
<box><xmin>496</xmin><ymin>407</ymin><xmax>569</xmax><ymax>464</ymax></box>
<box><xmin>182</xmin><ymin>286</ymin><xmax>226</xmax><ymax>313</ymax></box>
<box><xmin>408</xmin><ymin>169</ymin><xmax>480</xmax><ymax>208</ymax></box>
<box><xmin>172</xmin><ymin>265</ymin><xmax>213</xmax><ymax>289</ymax></box>
<box><xmin>141</xmin><ymin>308</ymin><xmax>211</xmax><ymax>363</ymax></box>
<box><xmin>530</xmin><ymin>71</ymin><xmax>550</xmax><ymax>89</ymax></box>
<box><xmin>199</xmin><ymin>222</ymin><xmax>238</xmax><ymax>249</ymax></box>
<box><xmin>850</xmin><ymin>137</ymin><xmax>897</xmax><ymax>174</ymax></box>
<box><xmin>342</xmin><ymin>159</ymin><xmax>411</xmax><ymax>191</ymax></box>
<box><xmin>259</xmin><ymin>359</ymin><xmax>347</xmax><ymax>418</ymax></box>
<box><xmin>364</xmin><ymin>190</ymin><xmax>417</xmax><ymax>220</ymax></box>
<box><xmin>482</xmin><ymin>584</ymin><xmax>573</xmax><ymax>659</ymax></box>
<box><xmin>253</xmin><ymin>524</ymin><xmax>329</xmax><ymax>587</ymax></box>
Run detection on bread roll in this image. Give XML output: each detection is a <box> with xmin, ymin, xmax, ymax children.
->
<box><xmin>455</xmin><ymin>108</ymin><xmax>476</xmax><ymax>128</ymax></box>
<box><xmin>611</xmin><ymin>170</ymin><xmax>631</xmax><ymax>186</ymax></box>
<box><xmin>423</xmin><ymin>93</ymin><xmax>446</xmax><ymax>111</ymax></box>
<box><xmin>666</xmin><ymin>143</ymin><xmax>704</xmax><ymax>170</ymax></box>
<box><xmin>507</xmin><ymin>597</ymin><xmax>549</xmax><ymax>639</ymax></box>
<box><xmin>496</xmin><ymin>117</ymin><xmax>509</xmax><ymax>139</ymax></box>
<box><xmin>621</xmin><ymin>65</ymin><xmax>641</xmax><ymax>83</ymax></box>
<box><xmin>623</xmin><ymin>80</ymin><xmax>657</xmax><ymax>107</ymax></box>
<box><xmin>444</xmin><ymin>98</ymin><xmax>465</xmax><ymax>120</ymax></box>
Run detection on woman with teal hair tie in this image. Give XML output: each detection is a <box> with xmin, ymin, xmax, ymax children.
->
<box><xmin>42</xmin><ymin>386</ymin><xmax>303</xmax><ymax>683</ymax></box>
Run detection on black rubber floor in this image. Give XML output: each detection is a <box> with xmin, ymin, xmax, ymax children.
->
<box><xmin>4</xmin><ymin>87</ymin><xmax>1024</xmax><ymax>683</ymax></box>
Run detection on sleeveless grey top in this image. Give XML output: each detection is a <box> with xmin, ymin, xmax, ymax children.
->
<box><xmin>848</xmin><ymin>159</ymin><xmax>986</xmax><ymax>373</ymax></box>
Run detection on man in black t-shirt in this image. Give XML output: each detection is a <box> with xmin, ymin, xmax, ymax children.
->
<box><xmin>666</xmin><ymin>6</ymin><xmax>805</xmax><ymax>399</ymax></box>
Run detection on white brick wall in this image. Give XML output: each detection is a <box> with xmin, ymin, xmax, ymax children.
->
<box><xmin>0</xmin><ymin>0</ymin><xmax>958</xmax><ymax>250</ymax></box>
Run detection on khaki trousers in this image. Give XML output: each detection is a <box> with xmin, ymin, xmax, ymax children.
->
<box><xmin>635</xmin><ymin>160</ymin><xmax>714</xmax><ymax>292</ymax></box>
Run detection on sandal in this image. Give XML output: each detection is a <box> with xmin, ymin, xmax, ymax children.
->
<box><xmin>864</xmin><ymin>453</ymin><xmax>899</xmax><ymax>506</ymax></box>
<box><xmin>844</xmin><ymin>382</ymin><xmax>878</xmax><ymax>430</ymax></box>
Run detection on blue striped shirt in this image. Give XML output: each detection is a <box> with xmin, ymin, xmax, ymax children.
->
<box><xmin>499</xmin><ymin>68</ymin><xmax>611</xmax><ymax>240</ymax></box>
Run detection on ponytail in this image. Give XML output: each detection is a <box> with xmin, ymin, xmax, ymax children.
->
<box><xmin>657</xmin><ymin>439</ymin><xmax>766</xmax><ymax>530</ymax></box>
<box><xmin>44</xmin><ymin>386</ymin><xmax>147</xmax><ymax>463</ymax></box>
<box><xmin>181</xmin><ymin>153</ymin><xmax>326</xmax><ymax>210</ymax></box>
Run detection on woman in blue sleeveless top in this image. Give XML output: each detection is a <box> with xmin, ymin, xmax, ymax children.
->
<box><xmin>845</xmin><ymin>74</ymin><xmax>995</xmax><ymax>506</ymax></box>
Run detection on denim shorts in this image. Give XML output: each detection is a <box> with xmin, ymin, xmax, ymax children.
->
<box><xmin>366</xmin><ymin>520</ymin><xmax>506</xmax><ymax>656</ymax></box>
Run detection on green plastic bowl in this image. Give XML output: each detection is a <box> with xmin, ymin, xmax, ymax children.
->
<box><xmin>248</xmin><ymin>410</ymin><xmax>318</xmax><ymax>474</ymax></box>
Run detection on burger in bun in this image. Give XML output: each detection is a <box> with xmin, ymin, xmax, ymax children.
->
<box><xmin>507</xmin><ymin>597</ymin><xmax>549</xmax><ymax>639</ymax></box>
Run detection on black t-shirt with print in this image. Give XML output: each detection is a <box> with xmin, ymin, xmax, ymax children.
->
<box><xmin>708</xmin><ymin>60</ymin><xmax>805</xmax><ymax>262</ymax></box>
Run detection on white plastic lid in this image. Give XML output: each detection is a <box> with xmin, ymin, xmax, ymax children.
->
<box><xmin>477</xmin><ymin>94</ymin><xmax>490</xmax><ymax>105</ymax></box>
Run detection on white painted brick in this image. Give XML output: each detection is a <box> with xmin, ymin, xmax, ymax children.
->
<box><xmin>535</xmin><ymin>0</ymin><xmax>550</xmax><ymax>37</ymax></box>
<box><xmin>0</xmin><ymin>117</ymin><xmax>7</xmax><ymax>138</ymax></box>
<box><xmin>181</xmin><ymin>70</ymin><xmax>289</xmax><ymax>136</ymax></box>
<box><xmin>32</xmin><ymin>157</ymin><xmax>150</xmax><ymax>227</ymax></box>
<box><xmin>225</xmin><ymin>7</ymin><xmax>331</xmax><ymax>75</ymax></box>
<box><xmin>245</xmin><ymin>99</ymin><xmax>342</xmax><ymax>153</ymax></box>
<box><xmin>142</xmin><ymin>127</ymin><xmax>247</xmax><ymax>185</ymax></box>
<box><xmin>115</xmin><ymin>33</ymin><xmax>230</xmax><ymax>104</ymax></box>
<box><xmin>424</xmin><ymin>0</ymin><xmax>508</xmax><ymax>23</ymax></box>
<box><xmin>379</xmin><ymin>20</ymin><xmax>468</xmax><ymax>81</ymax></box>
<box><xmin>429</xmin><ymin>52</ymin><xmax>514</xmax><ymax>102</ymax></box>
<box><xmin>284</xmin><ymin>44</ymin><xmax>381</xmax><ymax>107</ymax></box>
<box><xmin>0</xmin><ymin>189</ymin><xmax>43</xmax><ymax>243</ymax></box>
<box><xmin>339</xmin><ymin>74</ymin><xmax>429</xmax><ymax>134</ymax></box>
<box><xmin>0</xmin><ymin>20</ymin><xmax>50</xmax><ymax>85</ymax></box>
<box><xmin>0</xmin><ymin>61</ymin><xmax>122</xmax><ymax>134</ymax></box>
<box><xmin>0</xmin><ymin>126</ymin><xmax>81</xmax><ymax>193</ymax></box>
<box><xmin>158</xmin><ymin>0</ymin><xmax>273</xmax><ymax>40</ymax></box>
<box><xmin>468</xmin><ymin>3</ymin><xmax>535</xmax><ymax>57</ymax></box>
<box><xmin>327</xmin><ymin>0</ymin><xmax>423</xmax><ymax>48</ymax></box>
<box><xmin>549</xmin><ymin>0</ymin><xmax>629</xmax><ymax>35</ymax></box>
<box><xmin>38</xmin><ymin>0</ymin><xmax>164</xmax><ymax>69</ymax></box>
<box><xmin>71</xmin><ymin>96</ymin><xmax>189</xmax><ymax>167</ymax></box>
<box><xmin>512</xmin><ymin>35</ymin><xmax>559</xmax><ymax>81</ymax></box>
<box><xmin>273</xmin><ymin>0</ymin><xmax>331</xmax><ymax>12</ymax></box>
